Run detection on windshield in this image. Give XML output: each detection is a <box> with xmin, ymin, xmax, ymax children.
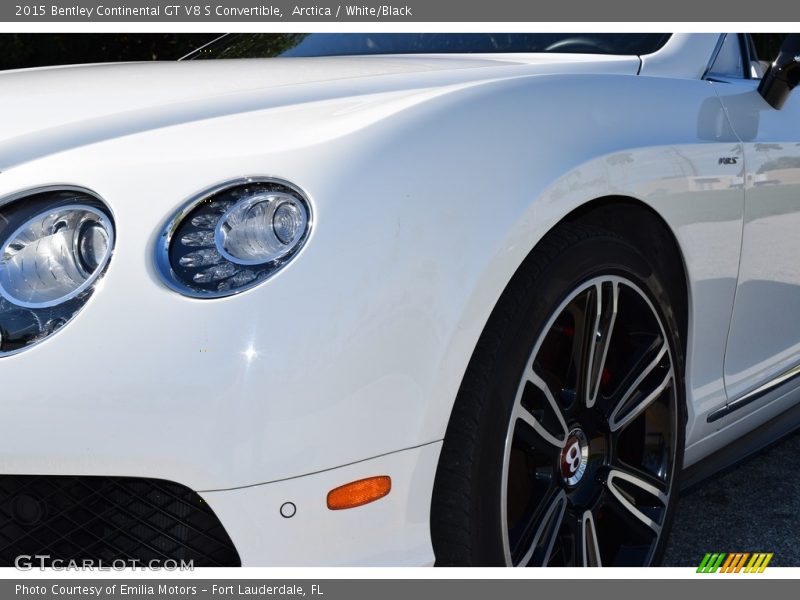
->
<box><xmin>186</xmin><ymin>33</ymin><xmax>672</xmax><ymax>60</ymax></box>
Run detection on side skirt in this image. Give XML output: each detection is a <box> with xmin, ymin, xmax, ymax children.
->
<box><xmin>681</xmin><ymin>399</ymin><xmax>800</xmax><ymax>491</ymax></box>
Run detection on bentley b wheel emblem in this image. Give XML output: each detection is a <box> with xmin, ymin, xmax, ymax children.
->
<box><xmin>560</xmin><ymin>428</ymin><xmax>589</xmax><ymax>486</ymax></box>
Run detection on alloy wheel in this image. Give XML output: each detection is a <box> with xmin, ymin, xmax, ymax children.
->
<box><xmin>500</xmin><ymin>275</ymin><xmax>678</xmax><ymax>567</ymax></box>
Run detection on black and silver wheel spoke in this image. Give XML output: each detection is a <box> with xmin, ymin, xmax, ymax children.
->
<box><xmin>600</xmin><ymin>335</ymin><xmax>665</xmax><ymax>413</ymax></box>
<box><xmin>502</xmin><ymin>371</ymin><xmax>569</xmax><ymax>566</ymax></box>
<box><xmin>606</xmin><ymin>467</ymin><xmax>669</xmax><ymax>536</ymax></box>
<box><xmin>514</xmin><ymin>370</ymin><xmax>569</xmax><ymax>450</ymax></box>
<box><xmin>507</xmin><ymin>487</ymin><xmax>567</xmax><ymax>567</ymax></box>
<box><xmin>609</xmin><ymin>348</ymin><xmax>672</xmax><ymax>433</ymax></box>
<box><xmin>581</xmin><ymin>509</ymin><xmax>603</xmax><ymax>567</ymax></box>
<box><xmin>581</xmin><ymin>281</ymin><xmax>619</xmax><ymax>409</ymax></box>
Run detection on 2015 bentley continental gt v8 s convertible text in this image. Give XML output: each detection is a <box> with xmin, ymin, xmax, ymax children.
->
<box><xmin>0</xmin><ymin>32</ymin><xmax>799</xmax><ymax>567</ymax></box>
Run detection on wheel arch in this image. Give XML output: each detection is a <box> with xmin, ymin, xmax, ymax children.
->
<box><xmin>428</xmin><ymin>195</ymin><xmax>693</xmax><ymax>451</ymax></box>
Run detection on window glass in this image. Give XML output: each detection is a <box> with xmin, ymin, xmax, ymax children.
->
<box><xmin>750</xmin><ymin>33</ymin><xmax>787</xmax><ymax>62</ymax></box>
<box><xmin>186</xmin><ymin>33</ymin><xmax>672</xmax><ymax>60</ymax></box>
<box><xmin>707</xmin><ymin>33</ymin><xmax>744</xmax><ymax>79</ymax></box>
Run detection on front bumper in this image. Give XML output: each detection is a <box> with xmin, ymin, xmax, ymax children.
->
<box><xmin>202</xmin><ymin>442</ymin><xmax>440</xmax><ymax>566</ymax></box>
<box><xmin>0</xmin><ymin>443</ymin><xmax>440</xmax><ymax>567</ymax></box>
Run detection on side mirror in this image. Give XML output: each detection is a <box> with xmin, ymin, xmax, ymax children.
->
<box><xmin>758</xmin><ymin>33</ymin><xmax>800</xmax><ymax>109</ymax></box>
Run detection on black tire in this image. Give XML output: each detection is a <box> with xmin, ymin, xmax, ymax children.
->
<box><xmin>431</xmin><ymin>222</ymin><xmax>686</xmax><ymax>567</ymax></box>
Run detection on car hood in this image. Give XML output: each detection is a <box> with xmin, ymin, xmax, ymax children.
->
<box><xmin>0</xmin><ymin>54</ymin><xmax>640</xmax><ymax>169</ymax></box>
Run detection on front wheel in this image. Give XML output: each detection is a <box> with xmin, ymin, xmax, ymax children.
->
<box><xmin>431</xmin><ymin>223</ymin><xmax>685</xmax><ymax>567</ymax></box>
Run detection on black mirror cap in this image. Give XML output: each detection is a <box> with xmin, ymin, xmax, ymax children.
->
<box><xmin>758</xmin><ymin>33</ymin><xmax>800</xmax><ymax>109</ymax></box>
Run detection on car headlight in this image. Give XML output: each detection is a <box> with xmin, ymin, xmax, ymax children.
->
<box><xmin>157</xmin><ymin>178</ymin><xmax>312</xmax><ymax>298</ymax></box>
<box><xmin>0</xmin><ymin>189</ymin><xmax>115</xmax><ymax>356</ymax></box>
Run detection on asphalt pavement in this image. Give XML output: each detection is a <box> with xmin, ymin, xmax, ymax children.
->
<box><xmin>663</xmin><ymin>430</ymin><xmax>800</xmax><ymax>566</ymax></box>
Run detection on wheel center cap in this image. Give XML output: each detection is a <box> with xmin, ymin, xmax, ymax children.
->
<box><xmin>560</xmin><ymin>428</ymin><xmax>589</xmax><ymax>486</ymax></box>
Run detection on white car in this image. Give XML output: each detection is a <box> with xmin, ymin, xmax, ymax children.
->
<box><xmin>0</xmin><ymin>32</ymin><xmax>799</xmax><ymax>568</ymax></box>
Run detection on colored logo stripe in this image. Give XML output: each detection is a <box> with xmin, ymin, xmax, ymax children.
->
<box><xmin>697</xmin><ymin>553</ymin><xmax>726</xmax><ymax>572</ymax></box>
<box><xmin>721</xmin><ymin>553</ymin><xmax>749</xmax><ymax>573</ymax></box>
<box><xmin>745</xmin><ymin>553</ymin><xmax>773</xmax><ymax>573</ymax></box>
<box><xmin>697</xmin><ymin>552</ymin><xmax>773</xmax><ymax>573</ymax></box>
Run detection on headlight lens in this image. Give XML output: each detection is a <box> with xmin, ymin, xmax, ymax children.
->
<box><xmin>0</xmin><ymin>190</ymin><xmax>115</xmax><ymax>356</ymax></box>
<box><xmin>216</xmin><ymin>193</ymin><xmax>307</xmax><ymax>265</ymax></box>
<box><xmin>158</xmin><ymin>179</ymin><xmax>312</xmax><ymax>298</ymax></box>
<box><xmin>0</xmin><ymin>205</ymin><xmax>113</xmax><ymax>308</ymax></box>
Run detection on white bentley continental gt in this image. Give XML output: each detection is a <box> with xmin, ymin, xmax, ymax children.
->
<box><xmin>0</xmin><ymin>33</ymin><xmax>799</xmax><ymax>567</ymax></box>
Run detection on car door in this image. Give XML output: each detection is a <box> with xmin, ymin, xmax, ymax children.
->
<box><xmin>714</xmin><ymin>34</ymin><xmax>800</xmax><ymax>422</ymax></box>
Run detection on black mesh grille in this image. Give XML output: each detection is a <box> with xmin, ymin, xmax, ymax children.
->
<box><xmin>0</xmin><ymin>475</ymin><xmax>240</xmax><ymax>567</ymax></box>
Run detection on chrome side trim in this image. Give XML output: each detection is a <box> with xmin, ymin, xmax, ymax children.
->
<box><xmin>708</xmin><ymin>363</ymin><xmax>800</xmax><ymax>422</ymax></box>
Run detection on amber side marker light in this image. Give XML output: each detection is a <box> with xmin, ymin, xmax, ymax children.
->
<box><xmin>327</xmin><ymin>476</ymin><xmax>391</xmax><ymax>510</ymax></box>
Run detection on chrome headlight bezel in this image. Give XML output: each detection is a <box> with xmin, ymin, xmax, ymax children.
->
<box><xmin>0</xmin><ymin>186</ymin><xmax>116</xmax><ymax>358</ymax></box>
<box><xmin>155</xmin><ymin>177</ymin><xmax>313</xmax><ymax>299</ymax></box>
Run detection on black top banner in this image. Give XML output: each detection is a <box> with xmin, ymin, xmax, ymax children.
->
<box><xmin>3</xmin><ymin>0</ymin><xmax>799</xmax><ymax>22</ymax></box>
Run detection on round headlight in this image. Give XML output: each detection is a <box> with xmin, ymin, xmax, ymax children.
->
<box><xmin>0</xmin><ymin>189</ymin><xmax>115</xmax><ymax>356</ymax></box>
<box><xmin>0</xmin><ymin>205</ymin><xmax>113</xmax><ymax>308</ymax></box>
<box><xmin>158</xmin><ymin>178</ymin><xmax>312</xmax><ymax>298</ymax></box>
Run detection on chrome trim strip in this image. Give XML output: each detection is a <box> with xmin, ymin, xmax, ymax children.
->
<box><xmin>708</xmin><ymin>363</ymin><xmax>800</xmax><ymax>422</ymax></box>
